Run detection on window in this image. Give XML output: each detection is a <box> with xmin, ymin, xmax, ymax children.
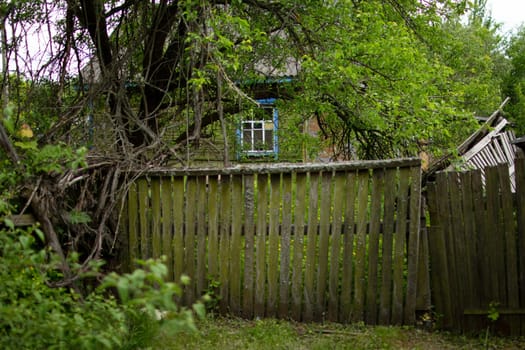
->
<box><xmin>238</xmin><ymin>99</ymin><xmax>278</xmax><ymax>158</ymax></box>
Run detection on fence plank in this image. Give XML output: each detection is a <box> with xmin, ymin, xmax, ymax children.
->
<box><xmin>151</xmin><ymin>178</ymin><xmax>162</xmax><ymax>258</ymax></box>
<box><xmin>303</xmin><ymin>172</ymin><xmax>319</xmax><ymax>322</ymax></box>
<box><xmin>353</xmin><ymin>171</ymin><xmax>370</xmax><ymax>322</ymax></box>
<box><xmin>243</xmin><ymin>175</ymin><xmax>255</xmax><ymax>319</ymax></box>
<box><xmin>267</xmin><ymin>174</ymin><xmax>281</xmax><ymax>317</ymax></box>
<box><xmin>340</xmin><ymin>171</ymin><xmax>356</xmax><ymax>323</ymax></box>
<box><xmin>230</xmin><ymin>175</ymin><xmax>243</xmax><ymax>315</ymax></box>
<box><xmin>459</xmin><ymin>171</ymin><xmax>475</xmax><ymax>311</ymax></box>
<box><xmin>404</xmin><ymin>166</ymin><xmax>421</xmax><ymax>324</ymax></box>
<box><xmin>279</xmin><ymin>173</ymin><xmax>293</xmax><ymax>318</ymax></box>
<box><xmin>127</xmin><ymin>182</ymin><xmax>139</xmax><ymax>270</ymax></box>
<box><xmin>485</xmin><ymin>167</ymin><xmax>505</xmax><ymax>304</ymax></box>
<box><xmin>366</xmin><ymin>169</ymin><xmax>384</xmax><ymax>325</ymax></box>
<box><xmin>469</xmin><ymin>169</ymin><xmax>486</xmax><ymax>332</ymax></box>
<box><xmin>255</xmin><ymin>174</ymin><xmax>268</xmax><ymax>318</ymax></box>
<box><xmin>315</xmin><ymin>172</ymin><xmax>332</xmax><ymax>320</ymax></box>
<box><xmin>219</xmin><ymin>175</ymin><xmax>232</xmax><ymax>313</ymax></box>
<box><xmin>515</xmin><ymin>156</ymin><xmax>525</xmax><ymax>335</ymax></box>
<box><xmin>499</xmin><ymin>164</ymin><xmax>520</xmax><ymax>335</ymax></box>
<box><xmin>207</xmin><ymin>176</ymin><xmax>220</xmax><ymax>283</ymax></box>
<box><xmin>499</xmin><ymin>165</ymin><xmax>519</xmax><ymax>307</ymax></box>
<box><xmin>328</xmin><ymin>172</ymin><xmax>345</xmax><ymax>322</ymax></box>
<box><xmin>516</xmin><ymin>157</ymin><xmax>525</xmax><ymax>312</ymax></box>
<box><xmin>379</xmin><ymin>168</ymin><xmax>396</xmax><ymax>324</ymax></box>
<box><xmin>291</xmin><ymin>173</ymin><xmax>306</xmax><ymax>320</ymax></box>
<box><xmin>144</xmin><ymin>158</ymin><xmax>421</xmax><ymax>177</ymax></box>
<box><xmin>426</xmin><ymin>179</ymin><xmax>454</xmax><ymax>329</ymax></box>
<box><xmin>196</xmin><ymin>176</ymin><xmax>207</xmax><ymax>297</ymax></box>
<box><xmin>185</xmin><ymin>177</ymin><xmax>197</xmax><ymax>304</ymax></box>
<box><xmin>447</xmin><ymin>172</ymin><xmax>465</xmax><ymax>329</ymax></box>
<box><xmin>119</xmin><ymin>189</ymin><xmax>129</xmax><ymax>272</ymax></box>
<box><xmin>458</xmin><ymin>171</ymin><xmax>477</xmax><ymax>332</ymax></box>
<box><xmin>172</xmin><ymin>177</ymin><xmax>185</xmax><ymax>283</ymax></box>
<box><xmin>160</xmin><ymin>178</ymin><xmax>174</xmax><ymax>280</ymax></box>
<box><xmin>137</xmin><ymin>178</ymin><xmax>150</xmax><ymax>259</ymax></box>
<box><xmin>392</xmin><ymin>167</ymin><xmax>409</xmax><ymax>325</ymax></box>
<box><xmin>415</xmin><ymin>201</ymin><xmax>431</xmax><ymax>312</ymax></box>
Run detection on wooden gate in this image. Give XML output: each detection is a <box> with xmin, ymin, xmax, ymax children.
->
<box><xmin>426</xmin><ymin>157</ymin><xmax>525</xmax><ymax>335</ymax></box>
<box><xmin>122</xmin><ymin>158</ymin><xmax>423</xmax><ymax>325</ymax></box>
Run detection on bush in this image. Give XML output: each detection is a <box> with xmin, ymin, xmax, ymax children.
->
<box><xmin>0</xmin><ymin>220</ymin><xmax>203</xmax><ymax>350</ymax></box>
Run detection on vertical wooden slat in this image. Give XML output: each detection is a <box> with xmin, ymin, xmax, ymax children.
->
<box><xmin>137</xmin><ymin>178</ymin><xmax>150</xmax><ymax>259</ymax></box>
<box><xmin>499</xmin><ymin>164</ymin><xmax>520</xmax><ymax>335</ymax></box>
<box><xmin>486</xmin><ymin>167</ymin><xmax>504</xmax><ymax>304</ymax></box>
<box><xmin>427</xmin><ymin>180</ymin><xmax>453</xmax><ymax>329</ymax></box>
<box><xmin>459</xmin><ymin>171</ymin><xmax>476</xmax><ymax>332</ymax></box>
<box><xmin>392</xmin><ymin>168</ymin><xmax>409</xmax><ymax>325</ymax></box>
<box><xmin>291</xmin><ymin>173</ymin><xmax>306</xmax><ymax>321</ymax></box>
<box><xmin>303</xmin><ymin>172</ymin><xmax>319</xmax><ymax>322</ymax></box>
<box><xmin>172</xmin><ymin>177</ymin><xmax>185</xmax><ymax>283</ymax></box>
<box><xmin>379</xmin><ymin>168</ymin><xmax>396</xmax><ymax>324</ymax></box>
<box><xmin>127</xmin><ymin>182</ymin><xmax>139</xmax><ymax>270</ymax></box>
<box><xmin>267</xmin><ymin>173</ymin><xmax>281</xmax><ymax>317</ymax></box>
<box><xmin>470</xmin><ymin>169</ymin><xmax>486</xmax><ymax>332</ymax></box>
<box><xmin>353</xmin><ymin>170</ymin><xmax>370</xmax><ymax>323</ymax></box>
<box><xmin>243</xmin><ymin>175</ymin><xmax>255</xmax><ymax>318</ymax></box>
<box><xmin>230</xmin><ymin>174</ymin><xmax>243</xmax><ymax>315</ymax></box>
<box><xmin>415</xmin><ymin>197</ymin><xmax>431</xmax><ymax>313</ymax></box>
<box><xmin>119</xmin><ymin>188</ymin><xmax>129</xmax><ymax>273</ymax></box>
<box><xmin>446</xmin><ymin>172</ymin><xmax>464</xmax><ymax>329</ymax></box>
<box><xmin>196</xmin><ymin>176</ymin><xmax>207</xmax><ymax>298</ymax></box>
<box><xmin>340</xmin><ymin>171</ymin><xmax>356</xmax><ymax>323</ymax></box>
<box><xmin>219</xmin><ymin>175</ymin><xmax>232</xmax><ymax>313</ymax></box>
<box><xmin>499</xmin><ymin>164</ymin><xmax>519</xmax><ymax>303</ymax></box>
<box><xmin>315</xmin><ymin>172</ymin><xmax>332</xmax><ymax>320</ymax></box>
<box><xmin>151</xmin><ymin>178</ymin><xmax>162</xmax><ymax>258</ymax></box>
<box><xmin>516</xmin><ymin>156</ymin><xmax>525</xmax><ymax>327</ymax></box>
<box><xmin>403</xmin><ymin>165</ymin><xmax>421</xmax><ymax>325</ymax></box>
<box><xmin>327</xmin><ymin>172</ymin><xmax>345</xmax><ymax>322</ymax></box>
<box><xmin>160</xmin><ymin>177</ymin><xmax>174</xmax><ymax>280</ymax></box>
<box><xmin>459</xmin><ymin>172</ymin><xmax>475</xmax><ymax>309</ymax></box>
<box><xmin>255</xmin><ymin>174</ymin><xmax>268</xmax><ymax>317</ymax></box>
<box><xmin>185</xmin><ymin>177</ymin><xmax>197</xmax><ymax>304</ymax></box>
<box><xmin>366</xmin><ymin>169</ymin><xmax>384</xmax><ymax>325</ymax></box>
<box><xmin>207</xmin><ymin>176</ymin><xmax>220</xmax><ymax>283</ymax></box>
<box><xmin>279</xmin><ymin>173</ymin><xmax>293</xmax><ymax>318</ymax></box>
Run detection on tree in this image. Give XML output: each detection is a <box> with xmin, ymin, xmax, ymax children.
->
<box><xmin>0</xmin><ymin>0</ymin><xmax>505</xmax><ymax>286</ymax></box>
<box><xmin>503</xmin><ymin>26</ymin><xmax>525</xmax><ymax>135</ymax></box>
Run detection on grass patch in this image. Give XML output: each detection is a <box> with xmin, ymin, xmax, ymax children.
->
<box><xmin>152</xmin><ymin>316</ymin><xmax>525</xmax><ymax>349</ymax></box>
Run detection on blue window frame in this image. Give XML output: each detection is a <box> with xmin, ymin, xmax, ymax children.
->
<box><xmin>237</xmin><ymin>98</ymin><xmax>279</xmax><ymax>159</ymax></box>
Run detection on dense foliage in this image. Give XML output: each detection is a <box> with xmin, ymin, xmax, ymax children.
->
<box><xmin>0</xmin><ymin>216</ymin><xmax>203</xmax><ymax>349</ymax></box>
<box><xmin>0</xmin><ymin>0</ymin><xmax>523</xmax><ymax>347</ymax></box>
<box><xmin>0</xmin><ymin>0</ymin><xmax>511</xmax><ymax>162</ymax></box>
<box><xmin>503</xmin><ymin>26</ymin><xmax>525</xmax><ymax>135</ymax></box>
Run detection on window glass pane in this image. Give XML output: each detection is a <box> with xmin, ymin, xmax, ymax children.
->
<box><xmin>243</xmin><ymin>130</ymin><xmax>252</xmax><ymax>149</ymax></box>
<box><xmin>264</xmin><ymin>130</ymin><xmax>273</xmax><ymax>149</ymax></box>
<box><xmin>254</xmin><ymin>129</ymin><xmax>264</xmax><ymax>150</ymax></box>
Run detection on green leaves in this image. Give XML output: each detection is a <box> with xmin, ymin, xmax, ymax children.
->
<box><xmin>66</xmin><ymin>210</ymin><xmax>92</xmax><ymax>224</ymax></box>
<box><xmin>0</xmin><ymin>224</ymin><xmax>205</xmax><ymax>349</ymax></box>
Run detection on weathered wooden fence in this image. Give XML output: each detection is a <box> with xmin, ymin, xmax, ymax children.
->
<box><xmin>122</xmin><ymin>158</ymin><xmax>423</xmax><ymax>325</ymax></box>
<box><xmin>426</xmin><ymin>156</ymin><xmax>525</xmax><ymax>335</ymax></box>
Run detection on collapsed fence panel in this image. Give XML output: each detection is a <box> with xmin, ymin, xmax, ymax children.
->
<box><xmin>123</xmin><ymin>158</ymin><xmax>423</xmax><ymax>325</ymax></box>
<box><xmin>427</xmin><ymin>157</ymin><xmax>525</xmax><ymax>336</ymax></box>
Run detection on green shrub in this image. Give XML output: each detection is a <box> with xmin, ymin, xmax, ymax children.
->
<box><xmin>0</xmin><ymin>220</ymin><xmax>203</xmax><ymax>349</ymax></box>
